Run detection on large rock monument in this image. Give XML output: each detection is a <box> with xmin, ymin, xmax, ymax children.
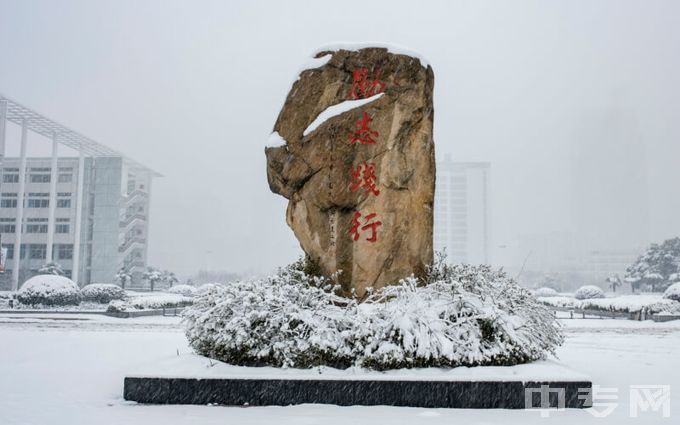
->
<box><xmin>266</xmin><ymin>45</ymin><xmax>435</xmax><ymax>296</ymax></box>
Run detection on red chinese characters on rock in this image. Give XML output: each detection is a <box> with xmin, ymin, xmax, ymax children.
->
<box><xmin>350</xmin><ymin>162</ymin><xmax>380</xmax><ymax>196</ymax></box>
<box><xmin>349</xmin><ymin>112</ymin><xmax>379</xmax><ymax>145</ymax></box>
<box><xmin>349</xmin><ymin>67</ymin><xmax>385</xmax><ymax>100</ymax></box>
<box><xmin>349</xmin><ymin>212</ymin><xmax>382</xmax><ymax>243</ymax></box>
<box><xmin>346</xmin><ymin>66</ymin><xmax>387</xmax><ymax>244</ymax></box>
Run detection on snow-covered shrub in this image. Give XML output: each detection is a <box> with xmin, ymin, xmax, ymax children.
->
<box><xmin>167</xmin><ymin>284</ymin><xmax>197</xmax><ymax>297</ymax></box>
<box><xmin>574</xmin><ymin>285</ymin><xmax>605</xmax><ymax>300</ymax></box>
<box><xmin>196</xmin><ymin>283</ymin><xmax>224</xmax><ymax>294</ymax></box>
<box><xmin>16</xmin><ymin>275</ymin><xmax>81</xmax><ymax>306</ymax></box>
<box><xmin>537</xmin><ymin>296</ymin><xmax>579</xmax><ymax>309</ymax></box>
<box><xmin>663</xmin><ymin>283</ymin><xmax>680</xmax><ymax>302</ymax></box>
<box><xmin>533</xmin><ymin>287</ymin><xmax>559</xmax><ymax>298</ymax></box>
<box><xmin>81</xmin><ymin>283</ymin><xmax>126</xmax><ymax>303</ymax></box>
<box><xmin>183</xmin><ymin>262</ymin><xmax>563</xmax><ymax>370</ymax></box>
<box><xmin>106</xmin><ymin>299</ymin><xmax>128</xmax><ymax>313</ymax></box>
<box><xmin>128</xmin><ymin>294</ymin><xmax>193</xmax><ymax>310</ymax></box>
<box><xmin>579</xmin><ymin>295</ymin><xmax>680</xmax><ymax>314</ymax></box>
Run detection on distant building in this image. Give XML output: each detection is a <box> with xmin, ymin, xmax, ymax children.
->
<box><xmin>0</xmin><ymin>94</ymin><xmax>159</xmax><ymax>290</ymax></box>
<box><xmin>512</xmin><ymin>231</ymin><xmax>642</xmax><ymax>289</ymax></box>
<box><xmin>434</xmin><ymin>158</ymin><xmax>491</xmax><ymax>264</ymax></box>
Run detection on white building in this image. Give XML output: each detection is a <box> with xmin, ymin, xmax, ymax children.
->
<box><xmin>0</xmin><ymin>94</ymin><xmax>159</xmax><ymax>290</ymax></box>
<box><xmin>434</xmin><ymin>158</ymin><xmax>491</xmax><ymax>264</ymax></box>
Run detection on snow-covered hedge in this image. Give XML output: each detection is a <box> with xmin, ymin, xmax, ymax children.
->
<box><xmin>538</xmin><ymin>294</ymin><xmax>680</xmax><ymax>314</ymax></box>
<box><xmin>16</xmin><ymin>275</ymin><xmax>81</xmax><ymax>306</ymax></box>
<box><xmin>167</xmin><ymin>284</ymin><xmax>197</xmax><ymax>297</ymax></box>
<box><xmin>537</xmin><ymin>296</ymin><xmax>579</xmax><ymax>309</ymax></box>
<box><xmin>106</xmin><ymin>299</ymin><xmax>128</xmax><ymax>313</ymax></box>
<box><xmin>80</xmin><ymin>283</ymin><xmax>126</xmax><ymax>304</ymax></box>
<box><xmin>183</xmin><ymin>262</ymin><xmax>563</xmax><ymax>370</ymax></box>
<box><xmin>574</xmin><ymin>285</ymin><xmax>605</xmax><ymax>300</ymax></box>
<box><xmin>533</xmin><ymin>287</ymin><xmax>559</xmax><ymax>298</ymax></box>
<box><xmin>663</xmin><ymin>283</ymin><xmax>680</xmax><ymax>302</ymax></box>
<box><xmin>128</xmin><ymin>294</ymin><xmax>193</xmax><ymax>310</ymax></box>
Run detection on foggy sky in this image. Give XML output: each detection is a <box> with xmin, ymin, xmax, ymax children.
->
<box><xmin>1</xmin><ymin>0</ymin><xmax>679</xmax><ymax>276</ymax></box>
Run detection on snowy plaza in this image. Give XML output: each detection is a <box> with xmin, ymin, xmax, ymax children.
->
<box><xmin>1</xmin><ymin>312</ymin><xmax>678</xmax><ymax>424</ymax></box>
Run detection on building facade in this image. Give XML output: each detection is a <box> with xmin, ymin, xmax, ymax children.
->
<box><xmin>0</xmin><ymin>95</ymin><xmax>158</xmax><ymax>290</ymax></box>
<box><xmin>434</xmin><ymin>159</ymin><xmax>491</xmax><ymax>264</ymax></box>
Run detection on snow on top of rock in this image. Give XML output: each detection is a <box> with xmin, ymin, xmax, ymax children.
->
<box><xmin>266</xmin><ymin>131</ymin><xmax>287</xmax><ymax>148</ymax></box>
<box><xmin>314</xmin><ymin>42</ymin><xmax>430</xmax><ymax>68</ymax></box>
<box><xmin>303</xmin><ymin>93</ymin><xmax>384</xmax><ymax>136</ymax></box>
<box><xmin>298</xmin><ymin>52</ymin><xmax>332</xmax><ymax>74</ymax></box>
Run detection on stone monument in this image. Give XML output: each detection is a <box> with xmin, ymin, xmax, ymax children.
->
<box><xmin>266</xmin><ymin>46</ymin><xmax>435</xmax><ymax>296</ymax></box>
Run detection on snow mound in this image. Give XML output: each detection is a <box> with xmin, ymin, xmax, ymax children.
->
<box><xmin>663</xmin><ymin>283</ymin><xmax>680</xmax><ymax>302</ymax></box>
<box><xmin>574</xmin><ymin>285</ymin><xmax>605</xmax><ymax>300</ymax></box>
<box><xmin>17</xmin><ymin>275</ymin><xmax>81</xmax><ymax>306</ymax></box>
<box><xmin>183</xmin><ymin>263</ymin><xmax>562</xmax><ymax>370</ymax></box>
<box><xmin>303</xmin><ymin>93</ymin><xmax>384</xmax><ymax>136</ymax></box>
<box><xmin>80</xmin><ymin>283</ymin><xmax>126</xmax><ymax>304</ymax></box>
<box><xmin>533</xmin><ymin>287</ymin><xmax>559</xmax><ymax>298</ymax></box>
<box><xmin>167</xmin><ymin>285</ymin><xmax>197</xmax><ymax>297</ymax></box>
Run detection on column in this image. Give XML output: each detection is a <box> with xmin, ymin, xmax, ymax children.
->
<box><xmin>46</xmin><ymin>132</ymin><xmax>59</xmax><ymax>263</ymax></box>
<box><xmin>71</xmin><ymin>150</ymin><xmax>85</xmax><ymax>286</ymax></box>
<box><xmin>12</xmin><ymin>119</ymin><xmax>28</xmax><ymax>291</ymax></box>
<box><xmin>0</xmin><ymin>100</ymin><xmax>7</xmax><ymax>161</ymax></box>
<box><xmin>0</xmin><ymin>101</ymin><xmax>6</xmax><ymax>272</ymax></box>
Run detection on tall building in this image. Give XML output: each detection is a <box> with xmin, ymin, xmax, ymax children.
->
<box><xmin>434</xmin><ymin>158</ymin><xmax>491</xmax><ymax>264</ymax></box>
<box><xmin>570</xmin><ymin>107</ymin><xmax>650</xmax><ymax>250</ymax></box>
<box><xmin>0</xmin><ymin>94</ymin><xmax>159</xmax><ymax>290</ymax></box>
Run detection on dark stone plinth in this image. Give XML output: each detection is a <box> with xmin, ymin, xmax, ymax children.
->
<box><xmin>124</xmin><ymin>377</ymin><xmax>592</xmax><ymax>408</ymax></box>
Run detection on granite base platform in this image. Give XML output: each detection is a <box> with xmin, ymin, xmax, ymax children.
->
<box><xmin>124</xmin><ymin>376</ymin><xmax>591</xmax><ymax>408</ymax></box>
<box><xmin>123</xmin><ymin>354</ymin><xmax>592</xmax><ymax>409</ymax></box>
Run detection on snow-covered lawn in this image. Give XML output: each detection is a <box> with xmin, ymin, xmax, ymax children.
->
<box><xmin>1</xmin><ymin>316</ymin><xmax>679</xmax><ymax>425</ymax></box>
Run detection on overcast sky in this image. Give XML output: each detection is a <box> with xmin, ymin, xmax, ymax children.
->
<box><xmin>1</xmin><ymin>0</ymin><xmax>679</xmax><ymax>276</ymax></box>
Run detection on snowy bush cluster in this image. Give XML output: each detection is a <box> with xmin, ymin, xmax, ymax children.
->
<box><xmin>183</xmin><ymin>261</ymin><xmax>563</xmax><ymax>370</ymax></box>
<box><xmin>80</xmin><ymin>283</ymin><xmax>126</xmax><ymax>304</ymax></box>
<box><xmin>533</xmin><ymin>287</ymin><xmax>559</xmax><ymax>298</ymax></box>
<box><xmin>663</xmin><ymin>283</ymin><xmax>680</xmax><ymax>302</ymax></box>
<box><xmin>167</xmin><ymin>284</ymin><xmax>197</xmax><ymax>297</ymax></box>
<box><xmin>574</xmin><ymin>285</ymin><xmax>605</xmax><ymax>300</ymax></box>
<box><xmin>16</xmin><ymin>275</ymin><xmax>81</xmax><ymax>306</ymax></box>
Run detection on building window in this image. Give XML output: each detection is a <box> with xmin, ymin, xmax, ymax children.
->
<box><xmin>57</xmin><ymin>244</ymin><xmax>73</xmax><ymax>260</ymax></box>
<box><xmin>0</xmin><ymin>224</ymin><xmax>15</xmax><ymax>233</ymax></box>
<box><xmin>2</xmin><ymin>244</ymin><xmax>14</xmax><ymax>260</ymax></box>
<box><xmin>27</xmin><ymin>193</ymin><xmax>49</xmax><ymax>208</ymax></box>
<box><xmin>3</xmin><ymin>174</ymin><xmax>19</xmax><ymax>183</ymax></box>
<box><xmin>58</xmin><ymin>173</ymin><xmax>73</xmax><ymax>183</ymax></box>
<box><xmin>29</xmin><ymin>244</ymin><xmax>46</xmax><ymax>260</ymax></box>
<box><xmin>26</xmin><ymin>224</ymin><xmax>48</xmax><ymax>233</ymax></box>
<box><xmin>30</xmin><ymin>174</ymin><xmax>51</xmax><ymax>183</ymax></box>
<box><xmin>57</xmin><ymin>193</ymin><xmax>71</xmax><ymax>208</ymax></box>
<box><xmin>1</xmin><ymin>193</ymin><xmax>17</xmax><ymax>208</ymax></box>
<box><xmin>55</xmin><ymin>224</ymin><xmax>70</xmax><ymax>234</ymax></box>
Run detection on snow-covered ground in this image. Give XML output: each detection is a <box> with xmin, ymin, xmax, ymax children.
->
<box><xmin>1</xmin><ymin>315</ymin><xmax>678</xmax><ymax>425</ymax></box>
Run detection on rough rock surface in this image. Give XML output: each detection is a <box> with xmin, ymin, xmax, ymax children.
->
<box><xmin>266</xmin><ymin>47</ymin><xmax>435</xmax><ymax>296</ymax></box>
